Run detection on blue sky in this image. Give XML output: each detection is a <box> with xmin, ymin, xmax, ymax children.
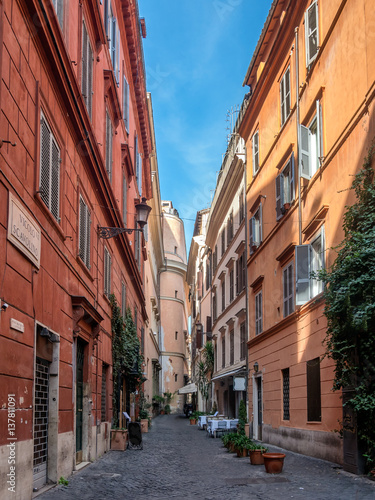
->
<box><xmin>139</xmin><ymin>0</ymin><xmax>272</xmax><ymax>251</ymax></box>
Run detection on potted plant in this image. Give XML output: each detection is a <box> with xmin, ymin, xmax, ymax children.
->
<box><xmin>189</xmin><ymin>411</ymin><xmax>200</xmax><ymax>425</ymax></box>
<box><xmin>234</xmin><ymin>435</ymin><xmax>250</xmax><ymax>457</ymax></box>
<box><xmin>138</xmin><ymin>408</ymin><xmax>149</xmax><ymax>433</ymax></box>
<box><xmin>153</xmin><ymin>395</ymin><xmax>165</xmax><ymax>414</ymax></box>
<box><xmin>237</xmin><ymin>399</ymin><xmax>248</xmax><ymax>436</ymax></box>
<box><xmin>247</xmin><ymin>442</ymin><xmax>268</xmax><ymax>465</ymax></box>
<box><xmin>262</xmin><ymin>452</ymin><xmax>286</xmax><ymax>473</ymax></box>
<box><xmin>164</xmin><ymin>404</ymin><xmax>171</xmax><ymax>414</ymax></box>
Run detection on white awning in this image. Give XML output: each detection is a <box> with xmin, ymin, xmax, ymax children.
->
<box><xmin>178</xmin><ymin>383</ymin><xmax>197</xmax><ymax>394</ymax></box>
<box><xmin>211</xmin><ymin>366</ymin><xmax>246</xmax><ymax>381</ymax></box>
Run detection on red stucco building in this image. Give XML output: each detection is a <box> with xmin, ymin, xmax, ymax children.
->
<box><xmin>0</xmin><ymin>0</ymin><xmax>151</xmax><ymax>496</ymax></box>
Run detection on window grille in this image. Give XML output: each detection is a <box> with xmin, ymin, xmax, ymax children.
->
<box><xmin>282</xmin><ymin>368</ymin><xmax>290</xmax><ymax>420</ymax></box>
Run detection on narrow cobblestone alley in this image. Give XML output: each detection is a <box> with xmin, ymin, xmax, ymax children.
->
<box><xmin>38</xmin><ymin>415</ymin><xmax>375</xmax><ymax>500</ymax></box>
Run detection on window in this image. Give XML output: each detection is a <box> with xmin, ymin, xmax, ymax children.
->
<box><xmin>255</xmin><ymin>291</ymin><xmax>262</xmax><ymax>335</ymax></box>
<box><xmin>276</xmin><ymin>154</ymin><xmax>295</xmax><ymax>220</ymax></box>
<box><xmin>105</xmin><ymin>1</ymin><xmax>120</xmax><ymax>83</ymax></box>
<box><xmin>283</xmin><ymin>262</ymin><xmax>294</xmax><ymax>317</ymax></box>
<box><xmin>175</xmin><ymin>374</ymin><xmax>178</xmax><ymax>382</ymax></box>
<box><xmin>252</xmin><ymin>131</ymin><xmax>259</xmax><ymax>175</ymax></box>
<box><xmin>240</xmin><ymin>322</ymin><xmax>246</xmax><ymax>360</ymax></box>
<box><xmin>82</xmin><ymin>20</ymin><xmax>93</xmax><ymax>119</ymax></box>
<box><xmin>230</xmin><ymin>330</ymin><xmax>234</xmax><ymax>365</ymax></box>
<box><xmin>40</xmin><ymin>112</ymin><xmax>60</xmax><ymax>222</ymax></box>
<box><xmin>221</xmin><ymin>278</ymin><xmax>225</xmax><ymax>312</ymax></box>
<box><xmin>213</xmin><ymin>293</ymin><xmax>217</xmax><ymax>322</ymax></box>
<box><xmin>174</xmin><ymin>246</ymin><xmax>177</xmax><ymax>254</ymax></box>
<box><xmin>121</xmin><ymin>281</ymin><xmax>126</xmax><ymax>318</ymax></box>
<box><xmin>300</xmin><ymin>101</ymin><xmax>323</xmax><ymax>180</ymax></box>
<box><xmin>305</xmin><ymin>1</ymin><xmax>319</xmax><ymax>67</ymax></box>
<box><xmin>307</xmin><ymin>357</ymin><xmax>321</xmax><ymax>421</ymax></box>
<box><xmin>280</xmin><ymin>67</ymin><xmax>291</xmax><ymax>127</ymax></box>
<box><xmin>282</xmin><ymin>368</ymin><xmax>290</xmax><ymax>420</ymax></box>
<box><xmin>236</xmin><ymin>251</ymin><xmax>246</xmax><ymax>294</ymax></box>
<box><xmin>239</xmin><ymin>190</ymin><xmax>245</xmax><ymax>224</ymax></box>
<box><xmin>295</xmin><ymin>228</ymin><xmax>325</xmax><ymax>305</ymax></box>
<box><xmin>222</xmin><ymin>336</ymin><xmax>225</xmax><ymax>368</ymax></box>
<box><xmin>134</xmin><ymin>136</ymin><xmax>142</xmax><ymax>195</ymax></box>
<box><xmin>221</xmin><ymin>230</ymin><xmax>225</xmax><ymax>255</ymax></box>
<box><xmin>104</xmin><ymin>247</ymin><xmax>111</xmax><ymax>297</ymax></box>
<box><xmin>175</xmin><ymin>290</ymin><xmax>178</xmax><ymax>298</ymax></box>
<box><xmin>213</xmin><ymin>245</ymin><xmax>217</xmax><ymax>274</ymax></box>
<box><xmin>134</xmin><ymin>215</ymin><xmax>141</xmax><ymax>269</ymax></box>
<box><xmin>227</xmin><ymin>211</ymin><xmax>234</xmax><ymax>244</ymax></box>
<box><xmin>123</xmin><ymin>74</ymin><xmax>129</xmax><ymax>130</ymax></box>
<box><xmin>229</xmin><ymin>269</ymin><xmax>234</xmax><ymax>303</ymax></box>
<box><xmin>249</xmin><ymin>204</ymin><xmax>262</xmax><ymax>254</ymax></box>
<box><xmin>122</xmin><ymin>175</ymin><xmax>127</xmax><ymax>226</ymax></box>
<box><xmin>52</xmin><ymin>0</ymin><xmax>64</xmax><ymax>29</ymax></box>
<box><xmin>79</xmin><ymin>196</ymin><xmax>91</xmax><ymax>268</ymax></box>
<box><xmin>175</xmin><ymin>331</ymin><xmax>178</xmax><ymax>340</ymax></box>
<box><xmin>206</xmin><ymin>260</ymin><xmax>211</xmax><ymax>291</ymax></box>
<box><xmin>105</xmin><ymin>110</ymin><xmax>113</xmax><ymax>181</ymax></box>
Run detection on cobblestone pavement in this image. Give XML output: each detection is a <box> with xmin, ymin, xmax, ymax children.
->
<box><xmin>39</xmin><ymin>415</ymin><xmax>375</xmax><ymax>500</ymax></box>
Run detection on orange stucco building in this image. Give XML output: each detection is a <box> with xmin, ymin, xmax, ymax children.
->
<box><xmin>239</xmin><ymin>0</ymin><xmax>375</xmax><ymax>470</ymax></box>
<box><xmin>0</xmin><ymin>0</ymin><xmax>152</xmax><ymax>496</ymax></box>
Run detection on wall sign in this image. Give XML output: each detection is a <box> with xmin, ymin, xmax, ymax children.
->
<box><xmin>7</xmin><ymin>193</ymin><xmax>41</xmax><ymax>268</ymax></box>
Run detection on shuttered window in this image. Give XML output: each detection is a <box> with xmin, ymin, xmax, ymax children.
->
<box><xmin>255</xmin><ymin>290</ymin><xmax>263</xmax><ymax>335</ymax></box>
<box><xmin>307</xmin><ymin>358</ymin><xmax>321</xmax><ymax>421</ymax></box>
<box><xmin>305</xmin><ymin>1</ymin><xmax>319</xmax><ymax>67</ymax></box>
<box><xmin>230</xmin><ymin>330</ymin><xmax>234</xmax><ymax>365</ymax></box>
<box><xmin>221</xmin><ymin>230</ymin><xmax>225</xmax><ymax>255</ymax></box>
<box><xmin>105</xmin><ymin>110</ymin><xmax>113</xmax><ymax>181</ymax></box>
<box><xmin>249</xmin><ymin>204</ymin><xmax>262</xmax><ymax>254</ymax></box>
<box><xmin>104</xmin><ymin>247</ymin><xmax>111</xmax><ymax>297</ymax></box>
<box><xmin>40</xmin><ymin>112</ymin><xmax>60</xmax><ymax>222</ymax></box>
<box><xmin>240</xmin><ymin>322</ymin><xmax>246</xmax><ymax>360</ymax></box>
<box><xmin>283</xmin><ymin>262</ymin><xmax>294</xmax><ymax>317</ymax></box>
<box><xmin>123</xmin><ymin>75</ymin><xmax>130</xmax><ymax>130</ymax></box>
<box><xmin>300</xmin><ymin>101</ymin><xmax>323</xmax><ymax>180</ymax></box>
<box><xmin>252</xmin><ymin>131</ymin><xmax>259</xmax><ymax>175</ymax></box>
<box><xmin>82</xmin><ymin>20</ymin><xmax>93</xmax><ymax>119</ymax></box>
<box><xmin>135</xmin><ymin>136</ymin><xmax>142</xmax><ymax>196</ymax></box>
<box><xmin>122</xmin><ymin>175</ymin><xmax>127</xmax><ymax>227</ymax></box>
<box><xmin>221</xmin><ymin>277</ymin><xmax>225</xmax><ymax>312</ymax></box>
<box><xmin>79</xmin><ymin>196</ymin><xmax>91</xmax><ymax>268</ymax></box>
<box><xmin>134</xmin><ymin>216</ymin><xmax>141</xmax><ymax>270</ymax></box>
<box><xmin>229</xmin><ymin>269</ymin><xmax>234</xmax><ymax>302</ymax></box>
<box><xmin>52</xmin><ymin>0</ymin><xmax>64</xmax><ymax>29</ymax></box>
<box><xmin>121</xmin><ymin>281</ymin><xmax>126</xmax><ymax>319</ymax></box>
<box><xmin>239</xmin><ymin>189</ymin><xmax>245</xmax><ymax>224</ymax></box>
<box><xmin>276</xmin><ymin>154</ymin><xmax>295</xmax><ymax>220</ymax></box>
<box><xmin>222</xmin><ymin>336</ymin><xmax>225</xmax><ymax>369</ymax></box>
<box><xmin>280</xmin><ymin>67</ymin><xmax>291</xmax><ymax>127</ymax></box>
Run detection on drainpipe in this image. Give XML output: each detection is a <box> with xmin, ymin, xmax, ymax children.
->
<box><xmin>242</xmin><ymin>142</ymin><xmax>249</xmax><ymax>425</ymax></box>
<box><xmin>295</xmin><ymin>27</ymin><xmax>302</xmax><ymax>245</ymax></box>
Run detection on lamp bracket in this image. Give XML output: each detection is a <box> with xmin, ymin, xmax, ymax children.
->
<box><xmin>98</xmin><ymin>226</ymin><xmax>142</xmax><ymax>239</ymax></box>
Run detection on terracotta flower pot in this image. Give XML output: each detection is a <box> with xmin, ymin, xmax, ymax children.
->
<box><xmin>236</xmin><ymin>448</ymin><xmax>248</xmax><ymax>458</ymax></box>
<box><xmin>190</xmin><ymin>419</ymin><xmax>196</xmax><ymax>425</ymax></box>
<box><xmin>140</xmin><ymin>419</ymin><xmax>148</xmax><ymax>433</ymax></box>
<box><xmin>229</xmin><ymin>443</ymin><xmax>236</xmax><ymax>453</ymax></box>
<box><xmin>262</xmin><ymin>453</ymin><xmax>286</xmax><ymax>474</ymax></box>
<box><xmin>249</xmin><ymin>449</ymin><xmax>265</xmax><ymax>465</ymax></box>
<box><xmin>110</xmin><ymin>429</ymin><xmax>128</xmax><ymax>451</ymax></box>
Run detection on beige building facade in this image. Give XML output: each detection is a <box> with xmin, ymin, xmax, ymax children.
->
<box><xmin>159</xmin><ymin>202</ymin><xmax>189</xmax><ymax>413</ymax></box>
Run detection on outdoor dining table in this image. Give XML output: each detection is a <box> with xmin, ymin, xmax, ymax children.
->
<box><xmin>207</xmin><ymin>418</ymin><xmax>239</xmax><ymax>437</ymax></box>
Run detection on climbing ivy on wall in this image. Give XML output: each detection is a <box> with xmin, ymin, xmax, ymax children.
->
<box><xmin>315</xmin><ymin>142</ymin><xmax>375</xmax><ymax>470</ymax></box>
<box><xmin>110</xmin><ymin>294</ymin><xmax>144</xmax><ymax>428</ymax></box>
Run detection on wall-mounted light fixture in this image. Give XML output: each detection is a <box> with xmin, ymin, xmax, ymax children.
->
<box><xmin>253</xmin><ymin>362</ymin><xmax>259</xmax><ymax>373</ymax></box>
<box><xmin>98</xmin><ymin>198</ymin><xmax>151</xmax><ymax>239</ymax></box>
<box><xmin>40</xmin><ymin>327</ymin><xmax>60</xmax><ymax>343</ymax></box>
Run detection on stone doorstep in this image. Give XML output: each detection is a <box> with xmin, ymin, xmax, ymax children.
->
<box><xmin>32</xmin><ymin>483</ymin><xmax>56</xmax><ymax>499</ymax></box>
<box><xmin>73</xmin><ymin>461</ymin><xmax>91</xmax><ymax>473</ymax></box>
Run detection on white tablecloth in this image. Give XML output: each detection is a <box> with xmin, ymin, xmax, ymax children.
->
<box><xmin>207</xmin><ymin>419</ymin><xmax>238</xmax><ymax>436</ymax></box>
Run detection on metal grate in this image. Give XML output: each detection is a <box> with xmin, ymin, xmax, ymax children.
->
<box><xmin>33</xmin><ymin>358</ymin><xmax>50</xmax><ymax>489</ymax></box>
<box><xmin>283</xmin><ymin>368</ymin><xmax>290</xmax><ymax>420</ymax></box>
<box><xmin>101</xmin><ymin>365</ymin><xmax>107</xmax><ymax>422</ymax></box>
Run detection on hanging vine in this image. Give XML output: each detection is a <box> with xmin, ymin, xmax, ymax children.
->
<box><xmin>314</xmin><ymin>142</ymin><xmax>375</xmax><ymax>471</ymax></box>
<box><xmin>110</xmin><ymin>294</ymin><xmax>144</xmax><ymax>428</ymax></box>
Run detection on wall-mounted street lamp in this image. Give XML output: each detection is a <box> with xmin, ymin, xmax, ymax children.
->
<box><xmin>253</xmin><ymin>362</ymin><xmax>259</xmax><ymax>373</ymax></box>
<box><xmin>98</xmin><ymin>198</ymin><xmax>152</xmax><ymax>239</ymax></box>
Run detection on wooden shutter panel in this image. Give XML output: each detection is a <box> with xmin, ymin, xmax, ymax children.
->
<box><xmin>40</xmin><ymin>115</ymin><xmax>51</xmax><ymax>209</ymax></box>
<box><xmin>290</xmin><ymin>153</ymin><xmax>295</xmax><ymax>201</ymax></box>
<box><xmin>82</xmin><ymin>22</ymin><xmax>88</xmax><ymax>104</ymax></box>
<box><xmin>276</xmin><ymin>173</ymin><xmax>282</xmax><ymax>220</ymax></box>
<box><xmin>79</xmin><ymin>197</ymin><xmax>86</xmax><ymax>262</ymax></box>
<box><xmin>87</xmin><ymin>38</ymin><xmax>93</xmax><ymax>119</ymax></box>
<box><xmin>138</xmin><ymin>154</ymin><xmax>142</xmax><ymax>195</ymax></box>
<box><xmin>249</xmin><ymin>217</ymin><xmax>254</xmax><ymax>252</ymax></box>
<box><xmin>51</xmin><ymin>138</ymin><xmax>60</xmax><ymax>221</ymax></box>
<box><xmin>106</xmin><ymin>111</ymin><xmax>112</xmax><ymax>180</ymax></box>
<box><xmin>236</xmin><ymin>259</ymin><xmax>239</xmax><ymax>295</ymax></box>
<box><xmin>295</xmin><ymin>245</ymin><xmax>311</xmax><ymax>305</ymax></box>
<box><xmin>123</xmin><ymin>175</ymin><xmax>127</xmax><ymax>226</ymax></box>
<box><xmin>300</xmin><ymin>124</ymin><xmax>311</xmax><ymax>179</ymax></box>
<box><xmin>259</xmin><ymin>203</ymin><xmax>263</xmax><ymax>243</ymax></box>
<box><xmin>111</xmin><ymin>17</ymin><xmax>116</xmax><ymax>69</ymax></box>
<box><xmin>316</xmin><ymin>100</ymin><xmax>322</xmax><ymax>165</ymax></box>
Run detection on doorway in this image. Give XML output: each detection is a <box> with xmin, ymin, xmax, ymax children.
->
<box><xmin>253</xmin><ymin>375</ymin><xmax>262</xmax><ymax>440</ymax></box>
<box><xmin>76</xmin><ymin>338</ymin><xmax>85</xmax><ymax>464</ymax></box>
